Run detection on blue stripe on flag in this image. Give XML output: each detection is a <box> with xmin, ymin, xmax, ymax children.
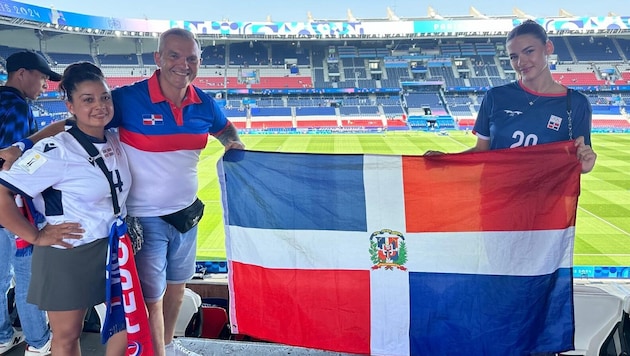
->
<box><xmin>222</xmin><ymin>150</ymin><xmax>367</xmax><ymax>231</ymax></box>
<box><xmin>408</xmin><ymin>268</ymin><xmax>574</xmax><ymax>355</ymax></box>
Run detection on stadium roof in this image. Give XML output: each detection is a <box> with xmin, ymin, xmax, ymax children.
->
<box><xmin>22</xmin><ymin>0</ymin><xmax>629</xmax><ymax>22</ymax></box>
<box><xmin>1</xmin><ymin>0</ymin><xmax>629</xmax><ymax>40</ymax></box>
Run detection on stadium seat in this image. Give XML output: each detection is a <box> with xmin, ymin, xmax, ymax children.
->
<box><xmin>200</xmin><ymin>306</ymin><xmax>229</xmax><ymax>339</ymax></box>
<box><xmin>561</xmin><ymin>284</ymin><xmax>628</xmax><ymax>355</ymax></box>
<box><xmin>174</xmin><ymin>288</ymin><xmax>203</xmax><ymax>337</ymax></box>
<box><xmin>89</xmin><ymin>290</ymin><xmax>205</xmax><ymax>337</ymax></box>
<box><xmin>88</xmin><ymin>303</ymin><xmax>107</xmax><ymax>332</ymax></box>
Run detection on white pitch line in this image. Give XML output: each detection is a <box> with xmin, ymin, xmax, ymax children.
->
<box><xmin>578</xmin><ymin>206</ymin><xmax>630</xmax><ymax>237</ymax></box>
<box><xmin>445</xmin><ymin>134</ymin><xmax>472</xmax><ymax>148</ymax></box>
<box><xmin>574</xmin><ymin>253</ymin><xmax>630</xmax><ymax>256</ymax></box>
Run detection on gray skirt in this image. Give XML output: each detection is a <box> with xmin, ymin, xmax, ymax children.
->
<box><xmin>28</xmin><ymin>238</ymin><xmax>108</xmax><ymax>311</ymax></box>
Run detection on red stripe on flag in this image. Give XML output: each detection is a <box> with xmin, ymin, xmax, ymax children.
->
<box><xmin>231</xmin><ymin>262</ymin><xmax>371</xmax><ymax>354</ymax></box>
<box><xmin>402</xmin><ymin>141</ymin><xmax>581</xmax><ymax>233</ymax></box>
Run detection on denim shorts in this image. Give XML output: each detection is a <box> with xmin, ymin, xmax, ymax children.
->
<box><xmin>134</xmin><ymin>217</ymin><xmax>197</xmax><ymax>302</ymax></box>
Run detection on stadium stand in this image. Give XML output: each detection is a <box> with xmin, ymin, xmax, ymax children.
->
<box><xmin>0</xmin><ymin>12</ymin><xmax>628</xmax><ymax>134</ymax></box>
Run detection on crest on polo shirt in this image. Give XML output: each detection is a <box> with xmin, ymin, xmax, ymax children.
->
<box><xmin>142</xmin><ymin>114</ymin><xmax>163</xmax><ymax>125</ymax></box>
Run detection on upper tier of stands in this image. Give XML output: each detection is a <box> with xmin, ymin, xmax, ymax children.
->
<box><xmin>2</xmin><ymin>36</ymin><xmax>628</xmax><ymax>131</ymax></box>
<box><xmin>2</xmin><ymin>35</ymin><xmax>629</xmax><ymax>91</ymax></box>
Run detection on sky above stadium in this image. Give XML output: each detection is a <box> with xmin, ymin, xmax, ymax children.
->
<box><xmin>22</xmin><ymin>0</ymin><xmax>629</xmax><ymax>22</ymax></box>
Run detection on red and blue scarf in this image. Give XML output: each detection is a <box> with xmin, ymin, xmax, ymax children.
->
<box><xmin>103</xmin><ymin>217</ymin><xmax>154</xmax><ymax>355</ymax></box>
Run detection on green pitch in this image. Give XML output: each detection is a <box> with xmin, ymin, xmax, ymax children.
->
<box><xmin>196</xmin><ymin>131</ymin><xmax>630</xmax><ymax>266</ymax></box>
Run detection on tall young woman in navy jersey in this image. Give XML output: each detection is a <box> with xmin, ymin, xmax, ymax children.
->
<box><xmin>427</xmin><ymin>20</ymin><xmax>597</xmax><ymax>173</ymax></box>
<box><xmin>422</xmin><ymin>20</ymin><xmax>598</xmax><ymax>355</ymax></box>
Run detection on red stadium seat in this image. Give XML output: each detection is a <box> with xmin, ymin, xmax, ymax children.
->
<box><xmin>200</xmin><ymin>306</ymin><xmax>229</xmax><ymax>339</ymax></box>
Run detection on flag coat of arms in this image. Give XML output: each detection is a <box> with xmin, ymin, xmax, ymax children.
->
<box><xmin>218</xmin><ymin>141</ymin><xmax>581</xmax><ymax>356</ymax></box>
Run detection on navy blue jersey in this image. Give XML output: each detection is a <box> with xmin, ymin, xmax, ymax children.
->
<box><xmin>0</xmin><ymin>86</ymin><xmax>42</xmax><ymax>225</ymax></box>
<box><xmin>473</xmin><ymin>81</ymin><xmax>592</xmax><ymax>149</ymax></box>
<box><xmin>0</xmin><ymin>86</ymin><xmax>37</xmax><ymax>148</ymax></box>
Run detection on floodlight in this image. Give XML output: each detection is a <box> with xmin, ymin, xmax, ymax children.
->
<box><xmin>347</xmin><ymin>8</ymin><xmax>357</xmax><ymax>22</ymax></box>
<box><xmin>469</xmin><ymin>6</ymin><xmax>488</xmax><ymax>19</ymax></box>
<box><xmin>387</xmin><ymin>7</ymin><xmax>400</xmax><ymax>21</ymax></box>
<box><xmin>428</xmin><ymin>6</ymin><xmax>443</xmax><ymax>20</ymax></box>
<box><xmin>559</xmin><ymin>9</ymin><xmax>574</xmax><ymax>17</ymax></box>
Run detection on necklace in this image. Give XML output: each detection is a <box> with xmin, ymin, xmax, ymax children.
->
<box><xmin>524</xmin><ymin>91</ymin><xmax>542</xmax><ymax>106</ymax></box>
<box><xmin>522</xmin><ymin>82</ymin><xmax>555</xmax><ymax>106</ymax></box>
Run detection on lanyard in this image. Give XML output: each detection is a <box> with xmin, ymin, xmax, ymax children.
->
<box><xmin>67</xmin><ymin>125</ymin><xmax>120</xmax><ymax>216</ymax></box>
<box><xmin>566</xmin><ymin>89</ymin><xmax>573</xmax><ymax>140</ymax></box>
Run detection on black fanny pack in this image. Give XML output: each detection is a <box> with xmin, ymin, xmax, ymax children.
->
<box><xmin>160</xmin><ymin>198</ymin><xmax>205</xmax><ymax>233</ymax></box>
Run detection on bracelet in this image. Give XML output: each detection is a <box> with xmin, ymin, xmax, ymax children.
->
<box><xmin>12</xmin><ymin>138</ymin><xmax>34</xmax><ymax>153</ymax></box>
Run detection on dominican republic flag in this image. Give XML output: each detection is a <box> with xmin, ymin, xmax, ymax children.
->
<box><xmin>218</xmin><ymin>141</ymin><xmax>581</xmax><ymax>356</ymax></box>
<box><xmin>142</xmin><ymin>114</ymin><xmax>163</xmax><ymax>125</ymax></box>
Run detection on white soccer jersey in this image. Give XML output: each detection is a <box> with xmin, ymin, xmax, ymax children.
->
<box><xmin>0</xmin><ymin>129</ymin><xmax>131</xmax><ymax>248</ymax></box>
